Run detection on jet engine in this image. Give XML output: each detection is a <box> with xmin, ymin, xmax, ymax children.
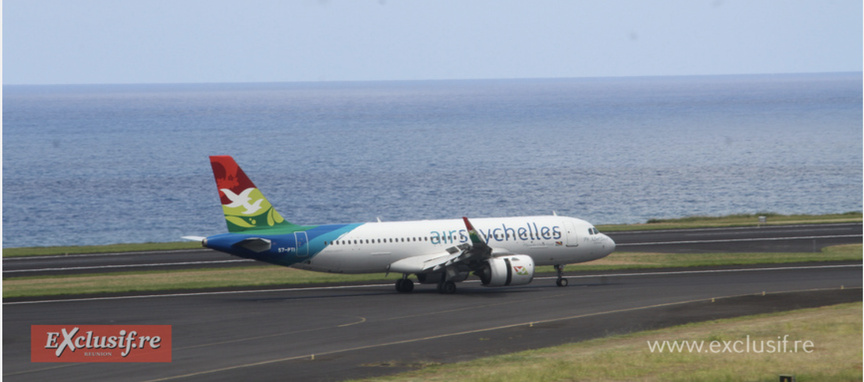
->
<box><xmin>477</xmin><ymin>255</ymin><xmax>535</xmax><ymax>287</ymax></box>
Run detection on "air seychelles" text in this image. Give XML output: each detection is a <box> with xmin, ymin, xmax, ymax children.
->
<box><xmin>430</xmin><ymin>222</ymin><xmax>562</xmax><ymax>245</ymax></box>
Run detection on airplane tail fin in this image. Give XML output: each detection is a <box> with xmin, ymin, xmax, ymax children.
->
<box><xmin>209</xmin><ymin>155</ymin><xmax>295</xmax><ymax>233</ymax></box>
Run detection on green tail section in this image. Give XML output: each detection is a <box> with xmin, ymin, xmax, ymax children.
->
<box><xmin>210</xmin><ymin>155</ymin><xmax>297</xmax><ymax>233</ymax></box>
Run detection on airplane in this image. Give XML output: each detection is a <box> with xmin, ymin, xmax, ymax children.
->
<box><xmin>185</xmin><ymin>156</ymin><xmax>616</xmax><ymax>294</ymax></box>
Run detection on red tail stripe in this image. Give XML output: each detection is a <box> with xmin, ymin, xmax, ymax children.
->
<box><xmin>210</xmin><ymin>156</ymin><xmax>257</xmax><ymax>205</ymax></box>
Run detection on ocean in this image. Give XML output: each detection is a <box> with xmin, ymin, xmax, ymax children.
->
<box><xmin>3</xmin><ymin>73</ymin><xmax>862</xmax><ymax>248</ymax></box>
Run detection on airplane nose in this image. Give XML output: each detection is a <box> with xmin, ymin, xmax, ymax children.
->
<box><xmin>604</xmin><ymin>234</ymin><xmax>615</xmax><ymax>253</ymax></box>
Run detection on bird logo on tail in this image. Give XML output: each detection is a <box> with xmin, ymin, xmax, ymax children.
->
<box><xmin>210</xmin><ymin>156</ymin><xmax>293</xmax><ymax>232</ymax></box>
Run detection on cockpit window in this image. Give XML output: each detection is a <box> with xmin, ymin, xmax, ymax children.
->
<box><xmin>587</xmin><ymin>227</ymin><xmax>599</xmax><ymax>235</ymax></box>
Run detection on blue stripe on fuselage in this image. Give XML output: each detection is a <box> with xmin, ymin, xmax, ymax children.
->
<box><xmin>204</xmin><ymin>223</ymin><xmax>364</xmax><ymax>266</ymax></box>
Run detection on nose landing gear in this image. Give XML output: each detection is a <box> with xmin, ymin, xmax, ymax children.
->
<box><xmin>554</xmin><ymin>264</ymin><xmax>568</xmax><ymax>287</ymax></box>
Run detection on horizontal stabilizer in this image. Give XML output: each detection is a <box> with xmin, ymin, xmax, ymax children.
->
<box><xmin>181</xmin><ymin>236</ymin><xmax>206</xmax><ymax>242</ymax></box>
<box><xmin>234</xmin><ymin>237</ymin><xmax>272</xmax><ymax>253</ymax></box>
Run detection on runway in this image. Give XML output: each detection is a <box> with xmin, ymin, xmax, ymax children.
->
<box><xmin>4</xmin><ymin>263</ymin><xmax>861</xmax><ymax>381</ymax></box>
<box><xmin>4</xmin><ymin>223</ymin><xmax>862</xmax><ymax>381</ymax></box>
<box><xmin>4</xmin><ymin>223</ymin><xmax>861</xmax><ymax>277</ymax></box>
<box><xmin>611</xmin><ymin>222</ymin><xmax>862</xmax><ymax>253</ymax></box>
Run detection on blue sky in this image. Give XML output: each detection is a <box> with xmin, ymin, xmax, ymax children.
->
<box><xmin>4</xmin><ymin>0</ymin><xmax>862</xmax><ymax>85</ymax></box>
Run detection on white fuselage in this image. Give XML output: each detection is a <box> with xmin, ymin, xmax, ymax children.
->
<box><xmin>291</xmin><ymin>216</ymin><xmax>615</xmax><ymax>274</ymax></box>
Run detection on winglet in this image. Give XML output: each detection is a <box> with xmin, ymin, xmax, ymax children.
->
<box><xmin>462</xmin><ymin>217</ymin><xmax>487</xmax><ymax>246</ymax></box>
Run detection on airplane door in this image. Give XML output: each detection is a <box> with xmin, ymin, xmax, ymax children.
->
<box><xmin>565</xmin><ymin>221</ymin><xmax>579</xmax><ymax>247</ymax></box>
<box><xmin>294</xmin><ymin>232</ymin><xmax>309</xmax><ymax>257</ymax></box>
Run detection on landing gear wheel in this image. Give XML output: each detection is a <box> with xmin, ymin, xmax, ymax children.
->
<box><xmin>554</xmin><ymin>264</ymin><xmax>568</xmax><ymax>287</ymax></box>
<box><xmin>437</xmin><ymin>281</ymin><xmax>457</xmax><ymax>294</ymax></box>
<box><xmin>395</xmin><ymin>278</ymin><xmax>414</xmax><ymax>293</ymax></box>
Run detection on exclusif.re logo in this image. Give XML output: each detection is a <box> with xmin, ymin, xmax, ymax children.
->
<box><xmin>31</xmin><ymin>325</ymin><xmax>171</xmax><ymax>363</ymax></box>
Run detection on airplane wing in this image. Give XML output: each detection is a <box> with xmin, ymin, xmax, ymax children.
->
<box><xmin>388</xmin><ymin>217</ymin><xmax>510</xmax><ymax>274</ymax></box>
<box><xmin>388</xmin><ymin>246</ymin><xmax>466</xmax><ymax>274</ymax></box>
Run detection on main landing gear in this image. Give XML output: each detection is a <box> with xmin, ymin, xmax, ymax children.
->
<box><xmin>437</xmin><ymin>280</ymin><xmax>457</xmax><ymax>294</ymax></box>
<box><xmin>395</xmin><ymin>276</ymin><xmax>414</xmax><ymax>293</ymax></box>
<box><xmin>554</xmin><ymin>264</ymin><xmax>569</xmax><ymax>287</ymax></box>
<box><xmin>394</xmin><ymin>274</ymin><xmax>457</xmax><ymax>294</ymax></box>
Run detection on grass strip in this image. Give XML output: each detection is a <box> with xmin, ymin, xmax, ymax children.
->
<box><xmin>4</xmin><ymin>244</ymin><xmax>860</xmax><ymax>299</ymax></box>
<box><xmin>597</xmin><ymin>212</ymin><xmax>862</xmax><ymax>232</ymax></box>
<box><xmin>349</xmin><ymin>302</ymin><xmax>862</xmax><ymax>382</ymax></box>
<box><xmin>3</xmin><ymin>212</ymin><xmax>860</xmax><ymax>257</ymax></box>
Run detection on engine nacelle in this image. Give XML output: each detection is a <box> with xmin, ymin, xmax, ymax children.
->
<box><xmin>478</xmin><ymin>255</ymin><xmax>535</xmax><ymax>287</ymax></box>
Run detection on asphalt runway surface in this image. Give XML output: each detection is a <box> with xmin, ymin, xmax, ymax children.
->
<box><xmin>4</xmin><ymin>223</ymin><xmax>861</xmax><ymax>277</ymax></box>
<box><xmin>612</xmin><ymin>223</ymin><xmax>862</xmax><ymax>253</ymax></box>
<box><xmin>4</xmin><ymin>264</ymin><xmax>861</xmax><ymax>381</ymax></box>
<box><xmin>4</xmin><ymin>223</ymin><xmax>862</xmax><ymax>381</ymax></box>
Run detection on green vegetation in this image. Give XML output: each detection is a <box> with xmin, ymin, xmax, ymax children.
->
<box><xmin>349</xmin><ymin>302</ymin><xmax>862</xmax><ymax>382</ymax></box>
<box><xmin>597</xmin><ymin>212</ymin><xmax>862</xmax><ymax>232</ymax></box>
<box><xmin>4</xmin><ymin>244</ymin><xmax>860</xmax><ymax>299</ymax></box>
<box><xmin>3</xmin><ymin>212</ymin><xmax>860</xmax><ymax>257</ymax></box>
